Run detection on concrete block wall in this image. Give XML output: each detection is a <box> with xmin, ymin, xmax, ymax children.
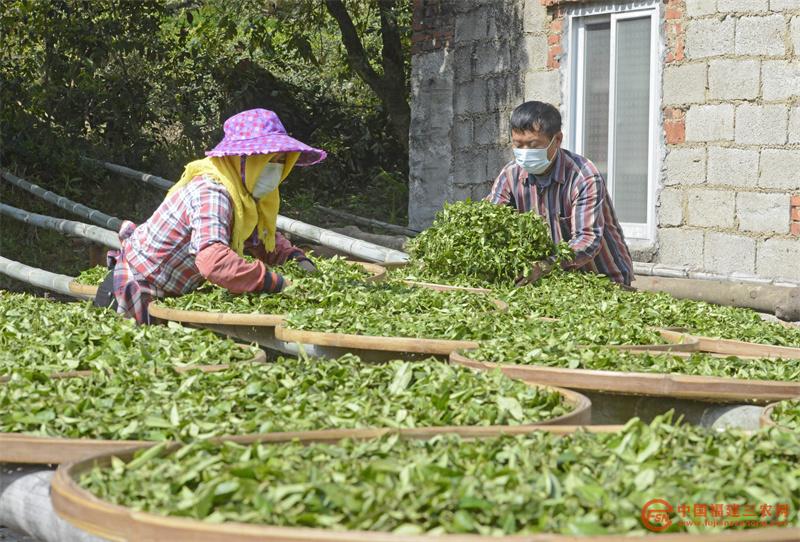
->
<box><xmin>658</xmin><ymin>0</ymin><xmax>800</xmax><ymax>281</ymax></box>
<box><xmin>409</xmin><ymin>0</ymin><xmax>530</xmax><ymax>229</ymax></box>
<box><xmin>409</xmin><ymin>0</ymin><xmax>800</xmax><ymax>282</ymax></box>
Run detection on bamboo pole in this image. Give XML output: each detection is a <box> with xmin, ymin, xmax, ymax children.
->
<box><xmin>0</xmin><ymin>170</ymin><xmax>122</xmax><ymax>231</ymax></box>
<box><xmin>0</xmin><ymin>203</ymin><xmax>120</xmax><ymax>249</ymax></box>
<box><xmin>81</xmin><ymin>157</ymin><xmax>175</xmax><ymax>191</ymax></box>
<box><xmin>86</xmin><ymin>158</ymin><xmax>411</xmax><ymax>264</ymax></box>
<box><xmin>315</xmin><ymin>205</ymin><xmax>419</xmax><ymax>237</ymax></box>
<box><xmin>276</xmin><ymin>215</ymin><xmax>409</xmax><ymax>264</ymax></box>
<box><xmin>0</xmin><ymin>256</ymin><xmax>80</xmax><ymax>298</ymax></box>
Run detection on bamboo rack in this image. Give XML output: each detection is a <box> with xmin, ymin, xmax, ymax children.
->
<box><xmin>0</xmin><ymin>169</ymin><xmax>123</xmax><ymax>231</ymax></box>
<box><xmin>0</xmin><ymin>202</ymin><xmax>120</xmax><ymax>249</ymax></box>
<box><xmin>0</xmin><ymin>256</ymin><xmax>79</xmax><ymax>298</ymax></box>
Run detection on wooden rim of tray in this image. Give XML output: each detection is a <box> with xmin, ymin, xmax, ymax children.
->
<box><xmin>530</xmin><ymin>384</ymin><xmax>591</xmax><ymax>426</ymax></box>
<box><xmin>402</xmin><ymin>280</ymin><xmax>492</xmax><ymax>294</ymax></box>
<box><xmin>52</xmin><ymin>425</ymin><xmax>800</xmax><ymax>542</ymax></box>
<box><xmin>640</xmin><ymin>326</ymin><xmax>800</xmax><ymax>359</ymax></box>
<box><xmin>147</xmin><ymin>261</ymin><xmax>386</xmax><ymax>327</ymax></box>
<box><xmin>450</xmin><ymin>350</ymin><xmax>800</xmax><ymax>403</ymax></box>
<box><xmin>759</xmin><ymin>397</ymin><xmax>800</xmax><ymax>429</ymax></box>
<box><xmin>275</xmin><ymin>324</ymin><xmax>480</xmax><ymax>355</ymax></box>
<box><xmin>687</xmin><ymin>334</ymin><xmax>800</xmax><ymax>360</ymax></box>
<box><xmin>68</xmin><ymin>281</ymin><xmax>99</xmax><ymax>297</ymax></box>
<box><xmin>0</xmin><ymin>350</ymin><xmax>266</xmax><ymax>384</ymax></box>
<box><xmin>761</xmin><ymin>402</ymin><xmax>778</xmax><ymax>428</ymax></box>
<box><xmin>148</xmin><ymin>303</ymin><xmax>287</xmax><ymax>326</ymax></box>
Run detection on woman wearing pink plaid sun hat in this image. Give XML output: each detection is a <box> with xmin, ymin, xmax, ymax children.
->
<box><xmin>94</xmin><ymin>109</ymin><xmax>327</xmax><ymax>324</ymax></box>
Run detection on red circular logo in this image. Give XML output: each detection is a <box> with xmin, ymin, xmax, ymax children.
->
<box><xmin>642</xmin><ymin>499</ymin><xmax>674</xmax><ymax>532</ymax></box>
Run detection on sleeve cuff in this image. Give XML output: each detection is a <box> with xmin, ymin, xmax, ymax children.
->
<box><xmin>261</xmin><ymin>271</ymin><xmax>285</xmax><ymax>293</ymax></box>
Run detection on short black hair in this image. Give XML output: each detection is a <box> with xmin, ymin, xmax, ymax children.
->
<box><xmin>510</xmin><ymin>101</ymin><xmax>561</xmax><ymax>136</ymax></box>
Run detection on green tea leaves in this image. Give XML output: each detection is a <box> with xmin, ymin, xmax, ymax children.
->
<box><xmin>78</xmin><ymin>418</ymin><xmax>800</xmax><ymax>535</ymax></box>
<box><xmin>406</xmin><ymin>200</ymin><xmax>572</xmax><ymax>286</ymax></box>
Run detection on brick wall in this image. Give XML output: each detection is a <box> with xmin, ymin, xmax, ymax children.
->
<box><xmin>408</xmin><ymin>0</ymin><xmax>800</xmax><ymax>281</ymax></box>
<box><xmin>658</xmin><ymin>0</ymin><xmax>800</xmax><ymax>281</ymax></box>
<box><xmin>411</xmin><ymin>0</ymin><xmax>454</xmax><ymax>54</ymax></box>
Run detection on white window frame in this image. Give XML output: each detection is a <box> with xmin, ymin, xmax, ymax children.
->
<box><xmin>563</xmin><ymin>1</ymin><xmax>662</xmax><ymax>242</ymax></box>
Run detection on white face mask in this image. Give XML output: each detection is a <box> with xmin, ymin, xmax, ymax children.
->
<box><xmin>513</xmin><ymin>136</ymin><xmax>556</xmax><ymax>175</ymax></box>
<box><xmin>251</xmin><ymin>162</ymin><xmax>283</xmax><ymax>199</ymax></box>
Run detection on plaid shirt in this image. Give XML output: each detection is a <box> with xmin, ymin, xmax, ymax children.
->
<box><xmin>486</xmin><ymin>148</ymin><xmax>633</xmax><ymax>285</ymax></box>
<box><xmin>111</xmin><ymin>175</ymin><xmax>302</xmax><ymax>323</ymax></box>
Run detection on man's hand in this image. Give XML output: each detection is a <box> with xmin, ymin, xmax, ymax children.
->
<box><xmin>297</xmin><ymin>258</ymin><xmax>318</xmax><ymax>274</ymax></box>
<box><xmin>514</xmin><ymin>260</ymin><xmax>554</xmax><ymax>287</ymax></box>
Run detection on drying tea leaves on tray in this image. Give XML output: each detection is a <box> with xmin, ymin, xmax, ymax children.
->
<box><xmin>770</xmin><ymin>400</ymin><xmax>800</xmax><ymax>430</ymax></box>
<box><xmin>465</xmin><ymin>337</ymin><xmax>800</xmax><ymax>381</ymax></box>
<box><xmin>160</xmin><ymin>257</ymin><xmax>372</xmax><ymax>315</ymax></box>
<box><xmin>406</xmin><ymin>200</ymin><xmax>572</xmax><ymax>286</ymax></box>
<box><xmin>504</xmin><ymin>270</ymin><xmax>800</xmax><ymax>347</ymax></box>
<box><xmin>79</xmin><ymin>415</ymin><xmax>800</xmax><ymax>535</ymax></box>
<box><xmin>0</xmin><ymin>356</ymin><xmax>572</xmax><ymax>440</ymax></box>
<box><xmin>285</xmin><ymin>283</ymin><xmax>504</xmax><ymax>340</ymax></box>
<box><xmin>75</xmin><ymin>265</ymin><xmax>108</xmax><ymax>286</ymax></box>
<box><xmin>0</xmin><ymin>292</ymin><xmax>257</xmax><ymax>374</ymax></box>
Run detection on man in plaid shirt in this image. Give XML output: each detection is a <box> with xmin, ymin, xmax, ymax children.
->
<box><xmin>486</xmin><ymin>101</ymin><xmax>633</xmax><ymax>286</ymax></box>
<box><xmin>97</xmin><ymin>109</ymin><xmax>327</xmax><ymax>323</ymax></box>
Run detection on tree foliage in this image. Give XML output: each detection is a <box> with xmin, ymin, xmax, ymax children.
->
<box><xmin>0</xmin><ymin>0</ymin><xmax>411</xmax><ymax>219</ymax></box>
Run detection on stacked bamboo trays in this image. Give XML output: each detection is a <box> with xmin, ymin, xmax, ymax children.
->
<box><xmin>51</xmin><ymin>426</ymin><xmax>800</xmax><ymax>542</ymax></box>
<box><xmin>0</xmin><ymin>371</ymin><xmax>590</xmax><ymax>465</ymax></box>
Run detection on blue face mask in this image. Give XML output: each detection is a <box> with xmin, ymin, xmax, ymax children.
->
<box><xmin>513</xmin><ymin>136</ymin><xmax>556</xmax><ymax>175</ymax></box>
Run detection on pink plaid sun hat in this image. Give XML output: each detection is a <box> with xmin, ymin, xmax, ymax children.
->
<box><xmin>206</xmin><ymin>109</ymin><xmax>327</xmax><ymax>166</ymax></box>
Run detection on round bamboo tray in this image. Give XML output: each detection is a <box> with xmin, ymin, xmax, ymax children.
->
<box><xmin>451</xmin><ymin>349</ymin><xmax>800</xmax><ymax>403</ymax></box>
<box><xmin>148</xmin><ymin>260</ymin><xmax>386</xmax><ymax>327</ymax></box>
<box><xmin>52</xmin><ymin>426</ymin><xmax>800</xmax><ymax>542</ymax></box>
<box><xmin>759</xmin><ymin>398</ymin><xmax>800</xmax><ymax>429</ymax></box>
<box><xmin>0</xmin><ymin>350</ymin><xmax>267</xmax><ymax>463</ymax></box>
<box><xmin>67</xmin><ymin>281</ymin><xmax>99</xmax><ymax>298</ymax></box>
<box><xmin>1</xmin><ymin>380</ymin><xmax>588</xmax><ymax>464</ymax></box>
<box><xmin>274</xmin><ymin>297</ymin><xmax>508</xmax><ymax>357</ymax></box>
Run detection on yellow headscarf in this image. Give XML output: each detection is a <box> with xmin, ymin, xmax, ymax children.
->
<box><xmin>168</xmin><ymin>152</ymin><xmax>300</xmax><ymax>254</ymax></box>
